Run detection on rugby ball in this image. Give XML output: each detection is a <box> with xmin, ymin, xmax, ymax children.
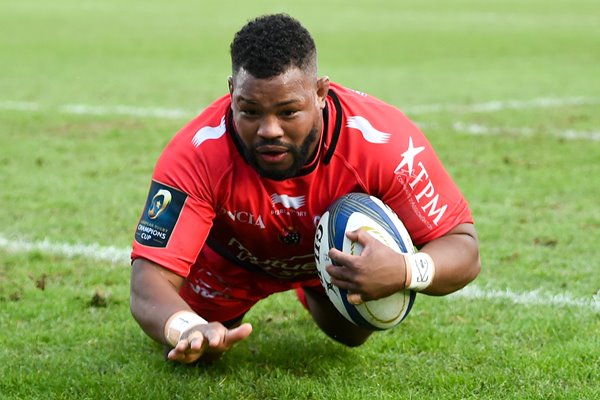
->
<box><xmin>314</xmin><ymin>193</ymin><xmax>416</xmax><ymax>330</ymax></box>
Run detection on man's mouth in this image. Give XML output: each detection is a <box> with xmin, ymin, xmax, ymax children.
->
<box><xmin>256</xmin><ymin>145</ymin><xmax>289</xmax><ymax>164</ymax></box>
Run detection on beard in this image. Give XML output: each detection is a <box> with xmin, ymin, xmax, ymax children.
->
<box><xmin>244</xmin><ymin>127</ymin><xmax>319</xmax><ymax>180</ymax></box>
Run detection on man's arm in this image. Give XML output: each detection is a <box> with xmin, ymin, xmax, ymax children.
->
<box><xmin>326</xmin><ymin>223</ymin><xmax>480</xmax><ymax>301</ymax></box>
<box><xmin>418</xmin><ymin>223</ymin><xmax>480</xmax><ymax>296</ymax></box>
<box><xmin>130</xmin><ymin>258</ymin><xmax>189</xmax><ymax>343</ymax></box>
<box><xmin>130</xmin><ymin>258</ymin><xmax>252</xmax><ymax>363</ymax></box>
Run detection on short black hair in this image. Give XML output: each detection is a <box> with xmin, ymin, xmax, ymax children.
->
<box><xmin>230</xmin><ymin>14</ymin><xmax>317</xmax><ymax>79</ymax></box>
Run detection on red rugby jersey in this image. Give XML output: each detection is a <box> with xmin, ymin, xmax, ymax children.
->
<box><xmin>131</xmin><ymin>82</ymin><xmax>473</xmax><ymax>280</ymax></box>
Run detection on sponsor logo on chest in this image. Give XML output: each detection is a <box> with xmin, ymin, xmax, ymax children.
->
<box><xmin>222</xmin><ymin>209</ymin><xmax>266</xmax><ymax>229</ymax></box>
<box><xmin>270</xmin><ymin>193</ymin><xmax>307</xmax><ymax>217</ymax></box>
<box><xmin>219</xmin><ymin>192</ymin><xmax>310</xmax><ymax>230</ymax></box>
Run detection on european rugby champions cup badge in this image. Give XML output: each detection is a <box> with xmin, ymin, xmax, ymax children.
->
<box><xmin>148</xmin><ymin>189</ymin><xmax>172</xmax><ymax>220</ymax></box>
<box><xmin>135</xmin><ymin>181</ymin><xmax>187</xmax><ymax>248</ymax></box>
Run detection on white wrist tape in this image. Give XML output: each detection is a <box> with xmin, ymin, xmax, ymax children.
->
<box><xmin>404</xmin><ymin>252</ymin><xmax>435</xmax><ymax>291</ymax></box>
<box><xmin>164</xmin><ymin>311</ymin><xmax>207</xmax><ymax>347</ymax></box>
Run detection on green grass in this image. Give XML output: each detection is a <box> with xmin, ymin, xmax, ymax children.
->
<box><xmin>1</xmin><ymin>0</ymin><xmax>599</xmax><ymax>399</ymax></box>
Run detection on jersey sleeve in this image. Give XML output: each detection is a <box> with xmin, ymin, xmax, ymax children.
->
<box><xmin>331</xmin><ymin>84</ymin><xmax>473</xmax><ymax>246</ymax></box>
<box><xmin>130</xmin><ymin>124</ymin><xmax>217</xmax><ymax>277</ymax></box>
<box><xmin>375</xmin><ymin>116</ymin><xmax>473</xmax><ymax>246</ymax></box>
<box><xmin>325</xmin><ymin>84</ymin><xmax>473</xmax><ymax>247</ymax></box>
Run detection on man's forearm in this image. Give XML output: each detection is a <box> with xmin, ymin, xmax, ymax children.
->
<box><xmin>130</xmin><ymin>259</ymin><xmax>190</xmax><ymax>344</ymax></box>
<box><xmin>419</xmin><ymin>223</ymin><xmax>481</xmax><ymax>296</ymax></box>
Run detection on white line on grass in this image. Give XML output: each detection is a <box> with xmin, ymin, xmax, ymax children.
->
<box><xmin>448</xmin><ymin>122</ymin><xmax>600</xmax><ymax>141</ymax></box>
<box><xmin>58</xmin><ymin>104</ymin><xmax>192</xmax><ymax>119</ymax></box>
<box><xmin>401</xmin><ymin>96</ymin><xmax>598</xmax><ymax>114</ymax></box>
<box><xmin>414</xmin><ymin>121</ymin><xmax>600</xmax><ymax>141</ymax></box>
<box><xmin>1</xmin><ymin>96</ymin><xmax>597</xmax><ymax>119</ymax></box>
<box><xmin>1</xmin><ymin>234</ymin><xmax>598</xmax><ymax>312</ymax></box>
<box><xmin>0</xmin><ymin>101</ymin><xmax>41</xmax><ymax>111</ymax></box>
<box><xmin>449</xmin><ymin>285</ymin><xmax>600</xmax><ymax>313</ymax></box>
<box><xmin>0</xmin><ymin>234</ymin><xmax>130</xmax><ymax>265</ymax></box>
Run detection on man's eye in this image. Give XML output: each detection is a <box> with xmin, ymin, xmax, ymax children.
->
<box><xmin>241</xmin><ymin>109</ymin><xmax>258</xmax><ymax>116</ymax></box>
<box><xmin>281</xmin><ymin>110</ymin><xmax>298</xmax><ymax>117</ymax></box>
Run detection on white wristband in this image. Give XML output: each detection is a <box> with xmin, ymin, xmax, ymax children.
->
<box><xmin>164</xmin><ymin>311</ymin><xmax>208</xmax><ymax>347</ymax></box>
<box><xmin>404</xmin><ymin>252</ymin><xmax>435</xmax><ymax>291</ymax></box>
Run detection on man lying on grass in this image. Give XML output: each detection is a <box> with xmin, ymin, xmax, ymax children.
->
<box><xmin>130</xmin><ymin>13</ymin><xmax>480</xmax><ymax>364</ymax></box>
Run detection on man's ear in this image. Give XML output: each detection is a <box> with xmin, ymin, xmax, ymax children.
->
<box><xmin>316</xmin><ymin>76</ymin><xmax>330</xmax><ymax>109</ymax></box>
<box><xmin>228</xmin><ymin>76</ymin><xmax>234</xmax><ymax>96</ymax></box>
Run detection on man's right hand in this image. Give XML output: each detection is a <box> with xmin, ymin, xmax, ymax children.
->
<box><xmin>167</xmin><ymin>322</ymin><xmax>253</xmax><ymax>364</ymax></box>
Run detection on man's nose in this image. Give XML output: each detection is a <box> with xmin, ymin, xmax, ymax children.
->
<box><xmin>257</xmin><ymin>116</ymin><xmax>284</xmax><ymax>139</ymax></box>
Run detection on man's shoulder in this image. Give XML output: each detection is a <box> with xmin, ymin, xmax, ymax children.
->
<box><xmin>155</xmin><ymin>95</ymin><xmax>239</xmax><ymax>181</ymax></box>
<box><xmin>173</xmin><ymin>94</ymin><xmax>231</xmax><ymax>144</ymax></box>
<box><xmin>322</xmin><ymin>83</ymin><xmax>430</xmax><ymax>189</ymax></box>
<box><xmin>329</xmin><ymin>82</ymin><xmax>394</xmax><ymax>110</ymax></box>
<box><xmin>328</xmin><ymin>82</ymin><xmax>419</xmax><ymax>155</ymax></box>
<box><xmin>329</xmin><ymin>82</ymin><xmax>414</xmax><ymax>133</ymax></box>
<box><xmin>164</xmin><ymin>95</ymin><xmax>233</xmax><ymax>153</ymax></box>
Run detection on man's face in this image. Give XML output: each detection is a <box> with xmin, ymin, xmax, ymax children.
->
<box><xmin>229</xmin><ymin>67</ymin><xmax>329</xmax><ymax>180</ymax></box>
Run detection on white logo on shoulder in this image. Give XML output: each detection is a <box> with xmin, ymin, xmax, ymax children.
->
<box><xmin>346</xmin><ymin>116</ymin><xmax>391</xmax><ymax>144</ymax></box>
<box><xmin>393</xmin><ymin>136</ymin><xmax>447</xmax><ymax>227</ymax></box>
<box><xmin>394</xmin><ymin>137</ymin><xmax>425</xmax><ymax>174</ymax></box>
<box><xmin>191</xmin><ymin>116</ymin><xmax>226</xmax><ymax>148</ymax></box>
<box><xmin>271</xmin><ymin>194</ymin><xmax>306</xmax><ymax>209</ymax></box>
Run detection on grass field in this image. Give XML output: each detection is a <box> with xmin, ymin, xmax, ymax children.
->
<box><xmin>1</xmin><ymin>0</ymin><xmax>599</xmax><ymax>399</ymax></box>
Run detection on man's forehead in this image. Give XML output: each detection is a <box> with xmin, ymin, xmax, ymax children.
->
<box><xmin>233</xmin><ymin>67</ymin><xmax>315</xmax><ymax>87</ymax></box>
<box><xmin>231</xmin><ymin>67</ymin><xmax>316</xmax><ymax>101</ymax></box>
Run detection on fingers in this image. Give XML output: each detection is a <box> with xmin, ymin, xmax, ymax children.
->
<box><xmin>167</xmin><ymin>322</ymin><xmax>253</xmax><ymax>364</ymax></box>
<box><xmin>167</xmin><ymin>333</ymin><xmax>205</xmax><ymax>363</ymax></box>
<box><xmin>327</xmin><ymin>265</ymin><xmax>366</xmax><ymax>300</ymax></box>
<box><xmin>326</xmin><ymin>228</ymin><xmax>392</xmax><ymax>303</ymax></box>
<box><xmin>328</xmin><ymin>247</ymin><xmax>351</xmax><ymax>267</ymax></box>
<box><xmin>326</xmin><ymin>250</ymin><xmax>359</xmax><ymax>288</ymax></box>
<box><xmin>187</xmin><ymin>330</ymin><xmax>205</xmax><ymax>351</ymax></box>
<box><xmin>328</xmin><ymin>228</ymin><xmax>378</xmax><ymax>265</ymax></box>
<box><xmin>227</xmin><ymin>323</ymin><xmax>253</xmax><ymax>344</ymax></box>
<box><xmin>348</xmin><ymin>228</ymin><xmax>377</xmax><ymax>245</ymax></box>
<box><xmin>327</xmin><ymin>266</ymin><xmax>366</xmax><ymax>304</ymax></box>
<box><xmin>346</xmin><ymin>292</ymin><xmax>364</xmax><ymax>305</ymax></box>
<box><xmin>206</xmin><ymin>322</ymin><xmax>253</xmax><ymax>348</ymax></box>
<box><xmin>344</xmin><ymin>229</ymin><xmax>359</xmax><ymax>241</ymax></box>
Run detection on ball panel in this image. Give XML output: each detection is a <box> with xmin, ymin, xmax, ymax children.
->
<box><xmin>343</xmin><ymin>213</ymin><xmax>401</xmax><ymax>253</ymax></box>
<box><xmin>351</xmin><ymin>293</ymin><xmax>415</xmax><ymax>330</ymax></box>
<box><xmin>369</xmin><ymin>196</ymin><xmax>415</xmax><ymax>254</ymax></box>
<box><xmin>328</xmin><ymin>193</ymin><xmax>413</xmax><ymax>254</ymax></box>
<box><xmin>362</xmin><ymin>294</ymin><xmax>411</xmax><ymax>324</ymax></box>
<box><xmin>314</xmin><ymin>193</ymin><xmax>418</xmax><ymax>330</ymax></box>
<box><xmin>336</xmin><ymin>286</ymin><xmax>378</xmax><ymax>329</ymax></box>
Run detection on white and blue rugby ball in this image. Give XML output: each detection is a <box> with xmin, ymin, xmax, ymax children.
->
<box><xmin>314</xmin><ymin>193</ymin><xmax>417</xmax><ymax>330</ymax></box>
